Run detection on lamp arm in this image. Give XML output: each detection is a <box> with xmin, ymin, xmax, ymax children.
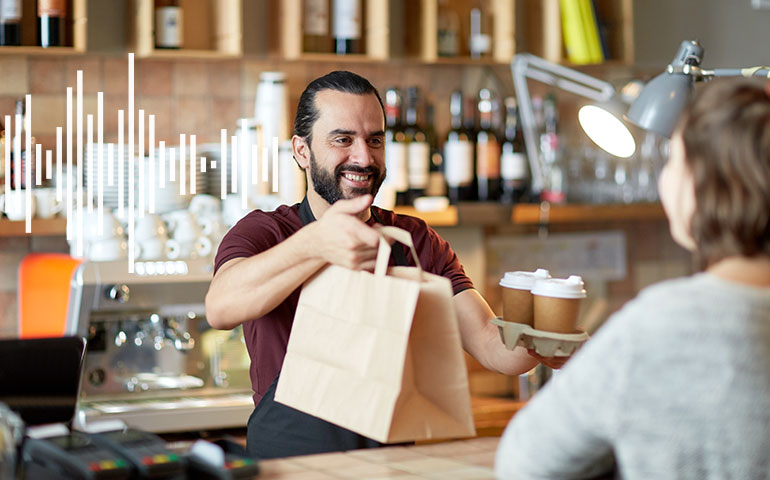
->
<box><xmin>667</xmin><ymin>64</ymin><xmax>770</xmax><ymax>79</ymax></box>
<box><xmin>512</xmin><ymin>53</ymin><xmax>616</xmax><ymax>194</ymax></box>
<box><xmin>713</xmin><ymin>67</ymin><xmax>770</xmax><ymax>78</ymax></box>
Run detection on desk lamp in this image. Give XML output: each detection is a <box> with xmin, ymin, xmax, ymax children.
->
<box><xmin>512</xmin><ymin>53</ymin><xmax>637</xmax><ymax>194</ymax></box>
<box><xmin>626</xmin><ymin>40</ymin><xmax>770</xmax><ymax>138</ymax></box>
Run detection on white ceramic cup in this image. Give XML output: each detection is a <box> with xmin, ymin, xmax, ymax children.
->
<box><xmin>0</xmin><ymin>191</ymin><xmax>36</xmax><ymax>221</ymax></box>
<box><xmin>135</xmin><ymin>213</ymin><xmax>168</xmax><ymax>242</ymax></box>
<box><xmin>33</xmin><ymin>188</ymin><xmax>64</xmax><ymax>219</ymax></box>
<box><xmin>164</xmin><ymin>209</ymin><xmax>201</xmax><ymax>242</ymax></box>
<box><xmin>222</xmin><ymin>194</ymin><xmax>254</xmax><ymax>227</ymax></box>
<box><xmin>195</xmin><ymin>236</ymin><xmax>213</xmax><ymax>257</ymax></box>
<box><xmin>139</xmin><ymin>236</ymin><xmax>169</xmax><ymax>260</ymax></box>
<box><xmin>166</xmin><ymin>236</ymin><xmax>212</xmax><ymax>259</ymax></box>
<box><xmin>189</xmin><ymin>194</ymin><xmax>222</xmax><ymax>219</ymax></box>
<box><xmin>86</xmin><ymin>237</ymin><xmax>129</xmax><ymax>262</ymax></box>
<box><xmin>200</xmin><ymin>213</ymin><xmax>228</xmax><ymax>245</ymax></box>
<box><xmin>81</xmin><ymin>210</ymin><xmax>124</xmax><ymax>241</ymax></box>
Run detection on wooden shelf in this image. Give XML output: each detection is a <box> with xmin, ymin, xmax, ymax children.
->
<box><xmin>521</xmin><ymin>0</ymin><xmax>634</xmax><ymax>64</ymax></box>
<box><xmin>511</xmin><ymin>202</ymin><xmax>665</xmax><ymax>225</ymax></box>
<box><xmin>0</xmin><ymin>218</ymin><xmax>67</xmax><ymax>237</ymax></box>
<box><xmin>128</xmin><ymin>0</ymin><xmax>241</xmax><ymax>58</ymax></box>
<box><xmin>418</xmin><ymin>0</ymin><xmax>514</xmax><ymax>63</ymax></box>
<box><xmin>281</xmin><ymin>0</ymin><xmax>388</xmax><ymax>61</ymax></box>
<box><xmin>138</xmin><ymin>49</ymin><xmax>241</xmax><ymax>60</ymax></box>
<box><xmin>6</xmin><ymin>0</ymin><xmax>87</xmax><ymax>53</ymax></box>
<box><xmin>284</xmin><ymin>52</ymin><xmax>384</xmax><ymax>64</ymax></box>
<box><xmin>392</xmin><ymin>205</ymin><xmax>459</xmax><ymax>227</ymax></box>
<box><xmin>0</xmin><ymin>46</ymin><xmax>83</xmax><ymax>56</ymax></box>
<box><xmin>396</xmin><ymin>202</ymin><xmax>665</xmax><ymax>227</ymax></box>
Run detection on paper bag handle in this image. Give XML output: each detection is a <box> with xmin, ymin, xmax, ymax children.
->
<box><xmin>374</xmin><ymin>226</ymin><xmax>423</xmax><ymax>277</ymax></box>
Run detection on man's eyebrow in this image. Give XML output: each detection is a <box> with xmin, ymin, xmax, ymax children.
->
<box><xmin>328</xmin><ymin>129</ymin><xmax>356</xmax><ymax>136</ymax></box>
<box><xmin>327</xmin><ymin>129</ymin><xmax>385</xmax><ymax>137</ymax></box>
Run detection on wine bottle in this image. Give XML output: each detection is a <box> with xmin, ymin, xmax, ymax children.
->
<box><xmin>436</xmin><ymin>0</ymin><xmax>459</xmax><ymax>57</ymax></box>
<box><xmin>500</xmin><ymin>97</ymin><xmax>529</xmax><ymax>203</ymax></box>
<box><xmin>443</xmin><ymin>91</ymin><xmax>475</xmax><ymax>204</ymax></box>
<box><xmin>404</xmin><ymin>87</ymin><xmax>429</xmax><ymax>203</ymax></box>
<box><xmin>540</xmin><ymin>93</ymin><xmax>566</xmax><ymax>203</ymax></box>
<box><xmin>10</xmin><ymin>98</ymin><xmax>28</xmax><ymax>189</ymax></box>
<box><xmin>475</xmin><ymin>88</ymin><xmax>501</xmax><ymax>201</ymax></box>
<box><xmin>0</xmin><ymin>0</ymin><xmax>21</xmax><ymax>46</ymax></box>
<box><xmin>155</xmin><ymin>0</ymin><xmax>182</xmax><ymax>49</ymax></box>
<box><xmin>424</xmin><ymin>101</ymin><xmax>446</xmax><ymax>197</ymax></box>
<box><xmin>38</xmin><ymin>0</ymin><xmax>66</xmax><ymax>48</ymax></box>
<box><xmin>384</xmin><ymin>88</ymin><xmax>409</xmax><ymax>206</ymax></box>
<box><xmin>333</xmin><ymin>0</ymin><xmax>362</xmax><ymax>55</ymax></box>
<box><xmin>469</xmin><ymin>1</ymin><xmax>492</xmax><ymax>59</ymax></box>
<box><xmin>303</xmin><ymin>0</ymin><xmax>330</xmax><ymax>53</ymax></box>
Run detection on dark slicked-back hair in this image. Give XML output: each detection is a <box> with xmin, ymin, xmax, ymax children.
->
<box><xmin>293</xmin><ymin>71</ymin><xmax>384</xmax><ymax>148</ymax></box>
<box><xmin>677</xmin><ymin>78</ymin><xmax>770</xmax><ymax>268</ymax></box>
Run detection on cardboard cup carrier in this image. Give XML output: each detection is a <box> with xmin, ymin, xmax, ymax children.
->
<box><xmin>532</xmin><ymin>276</ymin><xmax>587</xmax><ymax>333</ymax></box>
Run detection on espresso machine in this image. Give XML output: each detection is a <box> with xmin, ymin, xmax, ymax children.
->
<box><xmin>64</xmin><ymin>258</ymin><xmax>254</xmax><ymax>433</ymax></box>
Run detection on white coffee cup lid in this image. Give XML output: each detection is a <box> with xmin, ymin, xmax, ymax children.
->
<box><xmin>531</xmin><ymin>275</ymin><xmax>587</xmax><ymax>299</ymax></box>
<box><xmin>499</xmin><ymin>268</ymin><xmax>551</xmax><ymax>290</ymax></box>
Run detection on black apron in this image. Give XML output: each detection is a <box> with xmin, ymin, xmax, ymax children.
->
<box><xmin>246</xmin><ymin>197</ymin><xmax>409</xmax><ymax>459</ymax></box>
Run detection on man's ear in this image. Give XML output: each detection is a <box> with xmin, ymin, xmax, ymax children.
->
<box><xmin>292</xmin><ymin>135</ymin><xmax>310</xmax><ymax>170</ymax></box>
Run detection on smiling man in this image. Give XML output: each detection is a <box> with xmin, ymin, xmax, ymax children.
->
<box><xmin>205</xmin><ymin>71</ymin><xmax>559</xmax><ymax>460</ymax></box>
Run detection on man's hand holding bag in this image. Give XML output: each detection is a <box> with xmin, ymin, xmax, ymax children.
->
<box><xmin>274</xmin><ymin>226</ymin><xmax>476</xmax><ymax>443</ymax></box>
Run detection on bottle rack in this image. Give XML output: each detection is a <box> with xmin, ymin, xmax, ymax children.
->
<box><xmin>278</xmin><ymin>0</ymin><xmax>632</xmax><ymax>65</ymax></box>
<box><xmin>0</xmin><ymin>0</ymin><xmax>87</xmax><ymax>54</ymax></box>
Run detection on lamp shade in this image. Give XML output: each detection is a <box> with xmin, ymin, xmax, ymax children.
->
<box><xmin>578</xmin><ymin>103</ymin><xmax>636</xmax><ymax>158</ymax></box>
<box><xmin>625</xmin><ymin>71</ymin><xmax>693</xmax><ymax>138</ymax></box>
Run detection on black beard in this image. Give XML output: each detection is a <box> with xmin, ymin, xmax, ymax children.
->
<box><xmin>309</xmin><ymin>149</ymin><xmax>385</xmax><ymax>205</ymax></box>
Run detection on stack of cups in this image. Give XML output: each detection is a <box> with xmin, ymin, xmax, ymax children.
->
<box><xmin>531</xmin><ymin>275</ymin><xmax>587</xmax><ymax>333</ymax></box>
<box><xmin>499</xmin><ymin>269</ymin><xmax>551</xmax><ymax>327</ymax></box>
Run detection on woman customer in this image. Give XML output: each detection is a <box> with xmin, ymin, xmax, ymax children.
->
<box><xmin>495</xmin><ymin>78</ymin><xmax>770</xmax><ymax>479</ymax></box>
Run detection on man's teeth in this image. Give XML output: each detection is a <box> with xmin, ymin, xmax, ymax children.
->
<box><xmin>343</xmin><ymin>173</ymin><xmax>369</xmax><ymax>182</ymax></box>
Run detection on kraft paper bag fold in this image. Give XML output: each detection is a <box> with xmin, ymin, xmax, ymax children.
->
<box><xmin>274</xmin><ymin>226</ymin><xmax>476</xmax><ymax>444</ymax></box>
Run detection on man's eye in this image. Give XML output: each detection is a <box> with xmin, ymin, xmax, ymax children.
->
<box><xmin>368</xmin><ymin>138</ymin><xmax>383</xmax><ymax>147</ymax></box>
<box><xmin>334</xmin><ymin>137</ymin><xmax>352</xmax><ymax>145</ymax></box>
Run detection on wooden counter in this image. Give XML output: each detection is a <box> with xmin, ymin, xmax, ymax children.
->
<box><xmin>257</xmin><ymin>436</ymin><xmax>501</xmax><ymax>479</ymax></box>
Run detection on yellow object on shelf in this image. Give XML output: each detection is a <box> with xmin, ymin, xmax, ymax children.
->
<box><xmin>559</xmin><ymin>0</ymin><xmax>604</xmax><ymax>64</ymax></box>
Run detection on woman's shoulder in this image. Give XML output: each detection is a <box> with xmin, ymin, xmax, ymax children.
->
<box><xmin>602</xmin><ymin>275</ymin><xmax>708</xmax><ymax>333</ymax></box>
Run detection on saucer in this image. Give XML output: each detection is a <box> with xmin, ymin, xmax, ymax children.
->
<box><xmin>491</xmin><ymin>317</ymin><xmax>589</xmax><ymax>357</ymax></box>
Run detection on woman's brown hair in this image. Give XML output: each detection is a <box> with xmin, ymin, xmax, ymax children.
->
<box><xmin>677</xmin><ymin>78</ymin><xmax>770</xmax><ymax>268</ymax></box>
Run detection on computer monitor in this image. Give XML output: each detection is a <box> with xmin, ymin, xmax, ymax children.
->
<box><xmin>0</xmin><ymin>336</ymin><xmax>86</xmax><ymax>426</ymax></box>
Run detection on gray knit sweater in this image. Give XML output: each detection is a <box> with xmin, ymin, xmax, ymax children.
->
<box><xmin>495</xmin><ymin>273</ymin><xmax>770</xmax><ymax>479</ymax></box>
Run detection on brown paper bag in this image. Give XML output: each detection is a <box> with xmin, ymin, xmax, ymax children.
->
<box><xmin>274</xmin><ymin>226</ymin><xmax>476</xmax><ymax>444</ymax></box>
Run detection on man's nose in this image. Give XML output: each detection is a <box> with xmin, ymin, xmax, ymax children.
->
<box><xmin>349</xmin><ymin>137</ymin><xmax>375</xmax><ymax>165</ymax></box>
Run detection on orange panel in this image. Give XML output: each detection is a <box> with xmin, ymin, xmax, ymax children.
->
<box><xmin>18</xmin><ymin>254</ymin><xmax>84</xmax><ymax>339</ymax></box>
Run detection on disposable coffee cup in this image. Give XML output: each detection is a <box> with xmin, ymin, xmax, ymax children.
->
<box><xmin>532</xmin><ymin>275</ymin><xmax>587</xmax><ymax>333</ymax></box>
<box><xmin>499</xmin><ymin>268</ymin><xmax>551</xmax><ymax>326</ymax></box>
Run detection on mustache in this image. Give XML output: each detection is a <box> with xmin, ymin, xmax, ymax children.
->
<box><xmin>334</xmin><ymin>164</ymin><xmax>379</xmax><ymax>176</ymax></box>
